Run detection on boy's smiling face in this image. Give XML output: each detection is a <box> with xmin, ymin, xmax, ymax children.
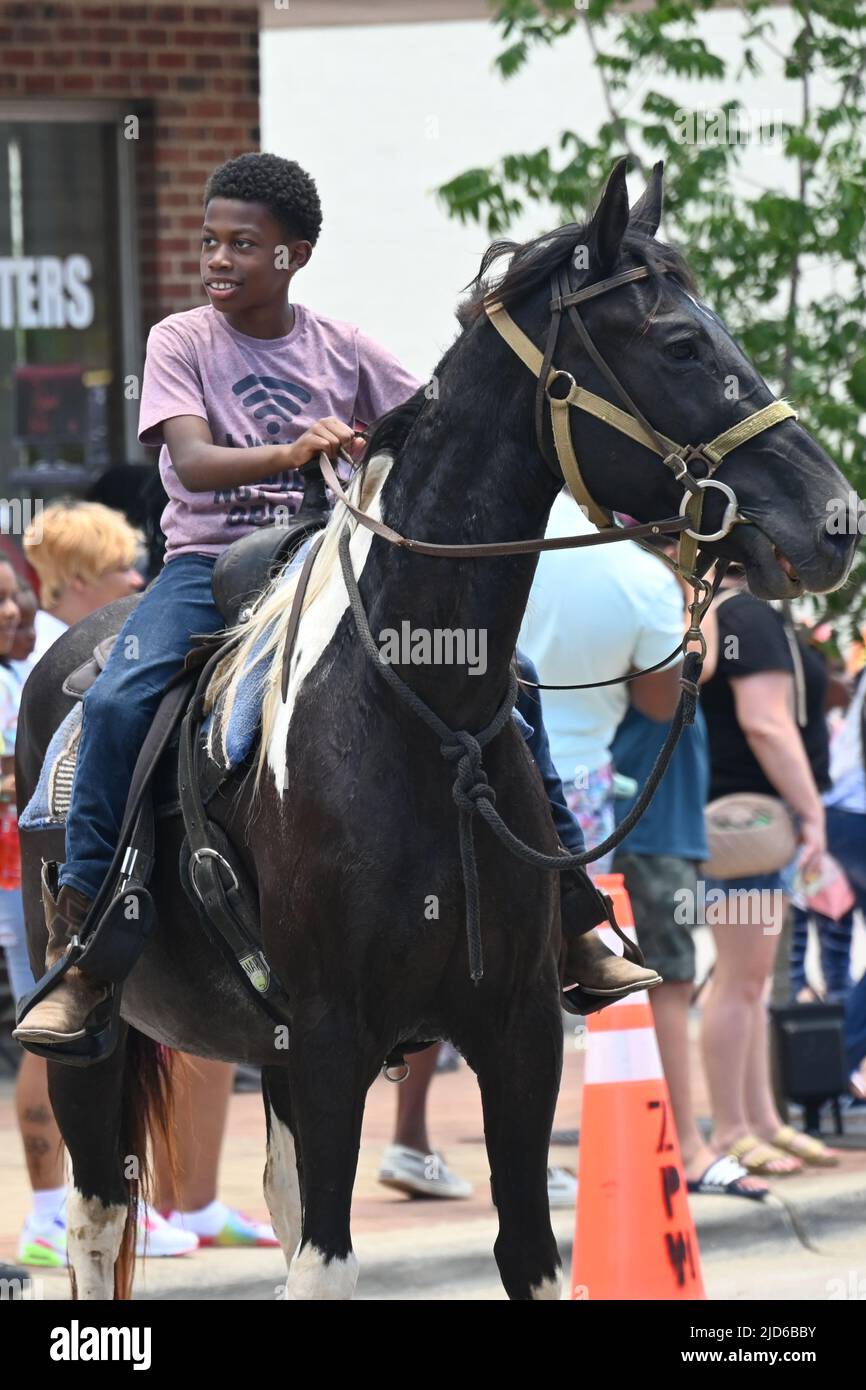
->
<box><xmin>201</xmin><ymin>197</ymin><xmax>311</xmax><ymax>317</ymax></box>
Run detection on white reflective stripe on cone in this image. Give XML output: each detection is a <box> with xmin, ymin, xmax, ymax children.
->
<box><xmin>585</xmin><ymin>1028</ymin><xmax>663</xmax><ymax>1085</ymax></box>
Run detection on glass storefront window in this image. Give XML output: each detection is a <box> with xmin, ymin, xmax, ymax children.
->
<box><xmin>0</xmin><ymin>114</ymin><xmax>135</xmax><ymax>497</ymax></box>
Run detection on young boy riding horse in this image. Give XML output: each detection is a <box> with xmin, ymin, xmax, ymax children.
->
<box><xmin>15</xmin><ymin>152</ymin><xmax>655</xmax><ymax>1053</ymax></box>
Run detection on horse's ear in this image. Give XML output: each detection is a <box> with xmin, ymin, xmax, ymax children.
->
<box><xmin>587</xmin><ymin>158</ymin><xmax>630</xmax><ymax>272</ymax></box>
<box><xmin>629</xmin><ymin>160</ymin><xmax>664</xmax><ymax>238</ymax></box>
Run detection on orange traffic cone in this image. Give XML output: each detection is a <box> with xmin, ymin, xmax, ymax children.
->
<box><xmin>571</xmin><ymin>873</ymin><xmax>705</xmax><ymax>1300</ymax></box>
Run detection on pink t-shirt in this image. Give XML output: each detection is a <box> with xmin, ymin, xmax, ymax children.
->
<box><xmin>138</xmin><ymin>303</ymin><xmax>421</xmax><ymax>560</ymax></box>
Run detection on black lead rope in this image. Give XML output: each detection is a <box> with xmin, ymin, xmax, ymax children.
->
<box><xmin>338</xmin><ymin>527</ymin><xmax>705</xmax><ymax>983</ymax></box>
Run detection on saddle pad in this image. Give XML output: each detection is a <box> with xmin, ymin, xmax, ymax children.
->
<box><xmin>19</xmin><ymin>705</ymin><xmax>83</xmax><ymax>830</ymax></box>
<box><xmin>18</xmin><ymin>658</ymin><xmax>267</xmax><ymax>833</ymax></box>
<box><xmin>203</xmin><ymin>632</ymin><xmax>271</xmax><ymax>770</ymax></box>
<box><xmin>203</xmin><ymin>539</ymin><xmax>313</xmax><ymax>768</ymax></box>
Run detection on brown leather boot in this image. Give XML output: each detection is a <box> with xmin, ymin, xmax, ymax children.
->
<box><xmin>13</xmin><ymin>868</ymin><xmax>108</xmax><ymax>1045</ymax></box>
<box><xmin>559</xmin><ymin>866</ymin><xmax>661</xmax><ymax>1013</ymax></box>
<box><xmin>562</xmin><ymin>927</ymin><xmax>662</xmax><ymax>1008</ymax></box>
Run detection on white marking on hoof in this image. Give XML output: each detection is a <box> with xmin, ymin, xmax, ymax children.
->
<box><xmin>66</xmin><ymin>1190</ymin><xmax>127</xmax><ymax>1300</ymax></box>
<box><xmin>264</xmin><ymin>1108</ymin><xmax>302</xmax><ymax>1270</ymax></box>
<box><xmin>283</xmin><ymin>1243</ymin><xmax>359</xmax><ymax>1301</ymax></box>
<box><xmin>530</xmin><ymin>1272</ymin><xmax>563</xmax><ymax>1300</ymax></box>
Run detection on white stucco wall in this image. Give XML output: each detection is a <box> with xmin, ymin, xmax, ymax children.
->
<box><xmin>262</xmin><ymin>8</ymin><xmax>833</xmax><ymax>379</ymax></box>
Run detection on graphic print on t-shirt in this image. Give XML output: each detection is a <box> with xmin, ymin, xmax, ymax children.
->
<box><xmin>231</xmin><ymin>373</ymin><xmax>312</xmax><ymax>436</ymax></box>
<box><xmin>138</xmin><ymin>302</ymin><xmax>422</xmax><ymax>559</ymax></box>
<box><xmin>220</xmin><ymin>374</ymin><xmax>314</xmax><ymax>530</ymax></box>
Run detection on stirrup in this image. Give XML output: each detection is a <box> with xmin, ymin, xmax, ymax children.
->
<box><xmin>598</xmin><ymin>889</ymin><xmax>648</xmax><ymax>967</ymax></box>
<box><xmin>561</xmin><ymin>981</ymin><xmax>626</xmax><ymax>1017</ymax></box>
<box><xmin>559</xmin><ymin>888</ymin><xmax>653</xmax><ymax>1017</ymax></box>
<box><xmin>14</xmin><ymin>879</ymin><xmax>154</xmax><ymax>1068</ymax></box>
<box><xmin>15</xmin><ymin>979</ymin><xmax>123</xmax><ymax>1067</ymax></box>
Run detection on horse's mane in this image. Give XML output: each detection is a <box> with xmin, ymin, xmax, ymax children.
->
<box><xmin>456</xmin><ymin>223</ymin><xmax>697</xmax><ymax>326</ymax></box>
<box><xmin>205</xmin><ymin>219</ymin><xmax>698</xmax><ymax>794</ymax></box>
<box><xmin>362</xmin><ymin>385</ymin><xmax>428</xmax><ymax>459</ymax></box>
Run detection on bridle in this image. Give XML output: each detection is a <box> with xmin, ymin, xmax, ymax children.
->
<box><xmin>304</xmin><ymin>256</ymin><xmax>796</xmax><ymax>684</ymax></box>
<box><xmin>485</xmin><ymin>261</ymin><xmax>796</xmax><ymax>584</ymax></box>
<box><xmin>273</xmin><ymin>256</ymin><xmax>802</xmax><ymax>983</ymax></box>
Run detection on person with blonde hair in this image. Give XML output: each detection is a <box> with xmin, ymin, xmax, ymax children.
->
<box><xmin>14</xmin><ymin>498</ymin><xmax>275</xmax><ymax>1259</ymax></box>
<box><xmin>8</xmin><ymin>506</ymin><xmax>195</xmax><ymax>1262</ymax></box>
<box><xmin>22</xmin><ymin>500</ymin><xmax>145</xmax><ymax>667</ymax></box>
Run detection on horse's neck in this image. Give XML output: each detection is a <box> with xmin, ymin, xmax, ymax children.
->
<box><xmin>359</xmin><ymin>323</ymin><xmax>559</xmax><ymax>729</ymax></box>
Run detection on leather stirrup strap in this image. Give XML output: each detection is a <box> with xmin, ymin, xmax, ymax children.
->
<box><xmin>178</xmin><ymin>652</ymin><xmax>294</xmax><ymax>1028</ymax></box>
<box><xmin>75</xmin><ymin>670</ymin><xmax>198</xmax><ymax>938</ymax></box>
<box><xmin>280</xmin><ymin>530</ymin><xmax>325</xmax><ymax>702</ymax></box>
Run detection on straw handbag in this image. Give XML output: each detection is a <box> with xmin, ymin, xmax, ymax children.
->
<box><xmin>703</xmin><ymin>792</ymin><xmax>798</xmax><ymax>880</ymax></box>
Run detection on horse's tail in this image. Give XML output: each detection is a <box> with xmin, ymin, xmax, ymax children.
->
<box><xmin>113</xmin><ymin>1029</ymin><xmax>178</xmax><ymax>1300</ymax></box>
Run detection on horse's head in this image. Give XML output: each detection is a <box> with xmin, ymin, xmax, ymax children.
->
<box><xmin>481</xmin><ymin>160</ymin><xmax>860</xmax><ymax>599</ymax></box>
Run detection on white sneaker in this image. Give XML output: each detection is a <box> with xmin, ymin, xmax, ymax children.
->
<box><xmin>378</xmin><ymin>1144</ymin><xmax>473</xmax><ymax>1199</ymax></box>
<box><xmin>17</xmin><ymin>1215</ymin><xmax>68</xmax><ymax>1268</ymax></box>
<box><xmin>136</xmin><ymin>1204</ymin><xmax>199</xmax><ymax>1257</ymax></box>
<box><xmin>547</xmin><ymin>1166</ymin><xmax>578</xmax><ymax>1209</ymax></box>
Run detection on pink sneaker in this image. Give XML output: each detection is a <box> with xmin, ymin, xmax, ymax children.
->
<box><xmin>165</xmin><ymin>1205</ymin><xmax>279</xmax><ymax>1248</ymax></box>
<box><xmin>136</xmin><ymin>1205</ymin><xmax>198</xmax><ymax>1257</ymax></box>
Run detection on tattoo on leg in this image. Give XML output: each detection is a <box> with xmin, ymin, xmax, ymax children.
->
<box><xmin>24</xmin><ymin>1135</ymin><xmax>51</xmax><ymax>1157</ymax></box>
<box><xmin>23</xmin><ymin>1105</ymin><xmax>52</xmax><ymax>1125</ymax></box>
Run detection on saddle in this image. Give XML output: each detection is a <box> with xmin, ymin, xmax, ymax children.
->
<box><xmin>18</xmin><ymin>506</ymin><xmax>328</xmax><ymax>1066</ymax></box>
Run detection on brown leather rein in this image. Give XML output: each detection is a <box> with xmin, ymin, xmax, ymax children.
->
<box><xmin>279</xmin><ymin>261</ymin><xmax>796</xmax><ymax>700</ymax></box>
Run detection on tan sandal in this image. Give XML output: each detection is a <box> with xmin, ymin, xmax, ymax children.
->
<box><xmin>728</xmin><ymin>1134</ymin><xmax>802</xmax><ymax>1176</ymax></box>
<box><xmin>770</xmin><ymin>1125</ymin><xmax>840</xmax><ymax>1167</ymax></box>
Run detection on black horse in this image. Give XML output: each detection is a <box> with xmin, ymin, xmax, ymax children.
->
<box><xmin>17</xmin><ymin>163</ymin><xmax>857</xmax><ymax>1300</ymax></box>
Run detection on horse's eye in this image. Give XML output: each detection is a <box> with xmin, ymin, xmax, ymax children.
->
<box><xmin>667</xmin><ymin>339</ymin><xmax>697</xmax><ymax>361</ymax></box>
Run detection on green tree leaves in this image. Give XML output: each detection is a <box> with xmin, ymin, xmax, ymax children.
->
<box><xmin>438</xmin><ymin>0</ymin><xmax>866</xmax><ymax>631</ymax></box>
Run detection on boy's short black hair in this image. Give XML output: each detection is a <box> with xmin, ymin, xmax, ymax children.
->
<box><xmin>204</xmin><ymin>152</ymin><xmax>323</xmax><ymax>245</ymax></box>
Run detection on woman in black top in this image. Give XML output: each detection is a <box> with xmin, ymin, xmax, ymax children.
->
<box><xmin>698</xmin><ymin>573</ymin><xmax>838</xmax><ymax>1173</ymax></box>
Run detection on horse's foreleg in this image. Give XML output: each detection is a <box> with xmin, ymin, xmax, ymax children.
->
<box><xmin>470</xmin><ymin>987</ymin><xmax>564</xmax><ymax>1301</ymax></box>
<box><xmin>261</xmin><ymin>1064</ymin><xmax>303</xmax><ymax>1280</ymax></box>
<box><xmin>283</xmin><ymin>1010</ymin><xmax>376</xmax><ymax>1301</ymax></box>
<box><xmin>47</xmin><ymin>1031</ymin><xmax>131</xmax><ymax>1300</ymax></box>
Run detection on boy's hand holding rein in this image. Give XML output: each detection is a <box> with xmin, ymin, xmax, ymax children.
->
<box><xmin>287</xmin><ymin>416</ymin><xmax>363</xmax><ymax>468</ymax></box>
<box><xmin>163</xmin><ymin>413</ymin><xmax>359</xmax><ymax>493</ymax></box>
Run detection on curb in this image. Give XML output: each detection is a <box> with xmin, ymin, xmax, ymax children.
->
<box><xmin>24</xmin><ymin>1170</ymin><xmax>866</xmax><ymax>1301</ymax></box>
<box><xmin>689</xmin><ymin>1170</ymin><xmax>866</xmax><ymax>1259</ymax></box>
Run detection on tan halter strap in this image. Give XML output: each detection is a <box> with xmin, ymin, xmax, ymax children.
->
<box><xmin>484</xmin><ymin>267</ymin><xmax>797</xmax><ymax>575</ymax></box>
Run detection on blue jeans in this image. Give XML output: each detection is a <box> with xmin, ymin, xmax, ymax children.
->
<box><xmin>59</xmin><ymin>554</ymin><xmax>223</xmax><ymax>902</ymax></box>
<box><xmin>0</xmin><ymin>886</ymin><xmax>33</xmax><ymax>1002</ymax></box>
<box><xmin>790</xmin><ymin>904</ymin><xmax>854</xmax><ymax>1002</ymax></box>
<box><xmin>514</xmin><ymin>651</ymin><xmax>585</xmax><ymax>856</ymax></box>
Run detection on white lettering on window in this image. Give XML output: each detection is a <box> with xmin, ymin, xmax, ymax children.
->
<box><xmin>0</xmin><ymin>255</ymin><xmax>94</xmax><ymax>329</ymax></box>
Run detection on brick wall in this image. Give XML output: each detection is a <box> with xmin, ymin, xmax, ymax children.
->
<box><xmin>0</xmin><ymin>1</ymin><xmax>260</xmax><ymax>332</ymax></box>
